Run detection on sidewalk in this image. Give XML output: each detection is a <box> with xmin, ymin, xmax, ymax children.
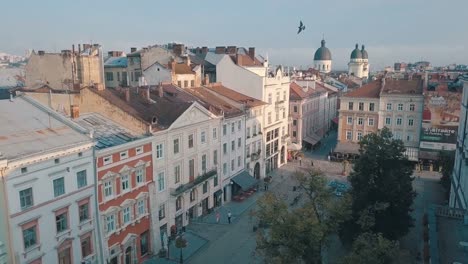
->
<box><xmin>144</xmin><ymin>231</ymin><xmax>208</xmax><ymax>264</ymax></box>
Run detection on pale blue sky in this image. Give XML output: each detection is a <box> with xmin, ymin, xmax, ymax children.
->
<box><xmin>1</xmin><ymin>0</ymin><xmax>467</xmax><ymax>70</ymax></box>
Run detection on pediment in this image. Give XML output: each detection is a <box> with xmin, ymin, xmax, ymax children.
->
<box><xmin>170</xmin><ymin>103</ymin><xmax>215</xmax><ymax>129</ymax></box>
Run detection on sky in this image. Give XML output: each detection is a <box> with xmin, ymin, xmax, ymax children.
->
<box><xmin>1</xmin><ymin>0</ymin><xmax>467</xmax><ymax>70</ymax></box>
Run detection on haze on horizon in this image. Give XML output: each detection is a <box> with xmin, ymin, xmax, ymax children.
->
<box><xmin>1</xmin><ymin>0</ymin><xmax>467</xmax><ymax>70</ymax></box>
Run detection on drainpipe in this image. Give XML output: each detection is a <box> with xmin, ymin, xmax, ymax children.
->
<box><xmin>92</xmin><ymin>147</ymin><xmax>105</xmax><ymax>264</ymax></box>
<box><xmin>0</xmin><ymin>165</ymin><xmax>15</xmax><ymax>264</ymax></box>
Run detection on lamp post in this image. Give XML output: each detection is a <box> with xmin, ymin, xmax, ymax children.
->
<box><xmin>175</xmin><ymin>235</ymin><xmax>187</xmax><ymax>264</ymax></box>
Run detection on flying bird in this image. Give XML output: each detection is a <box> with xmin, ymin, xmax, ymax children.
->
<box><xmin>297</xmin><ymin>20</ymin><xmax>305</xmax><ymax>34</ymax></box>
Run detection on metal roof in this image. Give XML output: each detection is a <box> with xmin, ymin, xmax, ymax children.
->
<box><xmin>75</xmin><ymin>113</ymin><xmax>140</xmax><ymax>150</ymax></box>
<box><xmin>0</xmin><ymin>96</ymin><xmax>92</xmax><ymax>160</ymax></box>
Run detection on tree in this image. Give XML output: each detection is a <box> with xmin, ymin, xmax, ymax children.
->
<box><xmin>255</xmin><ymin>170</ymin><xmax>350</xmax><ymax>264</ymax></box>
<box><xmin>342</xmin><ymin>232</ymin><xmax>400</xmax><ymax>264</ymax></box>
<box><xmin>439</xmin><ymin>151</ymin><xmax>455</xmax><ymax>201</ymax></box>
<box><xmin>341</xmin><ymin>127</ymin><xmax>416</xmax><ymax>241</ymax></box>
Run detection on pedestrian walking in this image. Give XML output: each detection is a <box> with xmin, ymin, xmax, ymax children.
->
<box><xmin>227</xmin><ymin>211</ymin><xmax>232</xmax><ymax>224</ymax></box>
<box><xmin>298</xmin><ymin>157</ymin><xmax>302</xmax><ymax>166</ymax></box>
<box><xmin>311</xmin><ymin>160</ymin><xmax>314</xmax><ymax>167</ymax></box>
<box><xmin>216</xmin><ymin>211</ymin><xmax>220</xmax><ymax>223</ymax></box>
<box><xmin>264</xmin><ymin>183</ymin><xmax>267</xmax><ymax>191</ymax></box>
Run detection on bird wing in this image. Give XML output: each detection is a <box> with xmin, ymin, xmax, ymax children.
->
<box><xmin>299</xmin><ymin>20</ymin><xmax>303</xmax><ymax>27</ymax></box>
<box><xmin>297</xmin><ymin>27</ymin><xmax>302</xmax><ymax>34</ymax></box>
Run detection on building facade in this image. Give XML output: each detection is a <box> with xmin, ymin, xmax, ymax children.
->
<box><xmin>289</xmin><ymin>80</ymin><xmax>338</xmax><ymax>149</ymax></box>
<box><xmin>104</xmin><ymin>52</ymin><xmax>128</xmax><ymax>88</ymax></box>
<box><xmin>336</xmin><ymin>78</ymin><xmax>423</xmax><ymax>161</ymax></box>
<box><xmin>449</xmin><ymin>78</ymin><xmax>468</xmax><ymax>209</ymax></box>
<box><xmin>210</xmin><ymin>51</ymin><xmax>290</xmax><ymax>174</ymax></box>
<box><xmin>25</xmin><ymin>44</ymin><xmax>104</xmax><ymax>90</ymax></box>
<box><xmin>0</xmin><ymin>95</ymin><xmax>96</xmax><ymax>264</ymax></box>
<box><xmin>95</xmin><ymin>139</ymin><xmax>153</xmax><ymax>264</ymax></box>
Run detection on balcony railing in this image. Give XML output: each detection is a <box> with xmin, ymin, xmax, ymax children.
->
<box><xmin>170</xmin><ymin>168</ymin><xmax>217</xmax><ymax>196</ymax></box>
<box><xmin>251</xmin><ymin>150</ymin><xmax>262</xmax><ymax>161</ymax></box>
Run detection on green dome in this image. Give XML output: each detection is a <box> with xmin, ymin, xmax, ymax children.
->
<box><xmin>314</xmin><ymin>39</ymin><xmax>332</xmax><ymax>61</ymax></box>
<box><xmin>350</xmin><ymin>44</ymin><xmax>362</xmax><ymax>59</ymax></box>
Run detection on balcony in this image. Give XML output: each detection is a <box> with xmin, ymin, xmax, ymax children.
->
<box><xmin>275</xmin><ymin>100</ymin><xmax>285</xmax><ymax>109</ymax></box>
<box><xmin>251</xmin><ymin>150</ymin><xmax>262</xmax><ymax>161</ymax></box>
<box><xmin>170</xmin><ymin>168</ymin><xmax>217</xmax><ymax>196</ymax></box>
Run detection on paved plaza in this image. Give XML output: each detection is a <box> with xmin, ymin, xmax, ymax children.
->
<box><xmin>147</xmin><ymin>141</ymin><xmax>446</xmax><ymax>264</ymax></box>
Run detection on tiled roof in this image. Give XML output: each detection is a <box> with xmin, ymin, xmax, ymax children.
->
<box><xmin>203</xmin><ymin>83</ymin><xmax>266</xmax><ymax>108</ymax></box>
<box><xmin>90</xmin><ymin>84</ymin><xmax>195</xmax><ymax>131</ymax></box>
<box><xmin>184</xmin><ymin>87</ymin><xmax>243</xmax><ymax>118</ymax></box>
<box><xmin>289</xmin><ymin>82</ymin><xmax>327</xmax><ymax>100</ymax></box>
<box><xmin>380</xmin><ymin>79</ymin><xmax>423</xmax><ymax>95</ymax></box>
<box><xmin>343</xmin><ymin>80</ymin><xmax>381</xmax><ymax>98</ymax></box>
<box><xmin>173</xmin><ymin>63</ymin><xmax>194</xmax><ymax>75</ymax></box>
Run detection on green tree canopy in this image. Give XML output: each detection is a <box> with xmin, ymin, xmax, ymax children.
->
<box><xmin>342</xmin><ymin>232</ymin><xmax>400</xmax><ymax>264</ymax></box>
<box><xmin>342</xmin><ymin>127</ymin><xmax>416</xmax><ymax>241</ymax></box>
<box><xmin>255</xmin><ymin>170</ymin><xmax>350</xmax><ymax>264</ymax></box>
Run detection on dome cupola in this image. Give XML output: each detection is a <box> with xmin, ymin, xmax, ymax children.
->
<box><xmin>361</xmin><ymin>45</ymin><xmax>368</xmax><ymax>59</ymax></box>
<box><xmin>350</xmin><ymin>43</ymin><xmax>362</xmax><ymax>59</ymax></box>
<box><xmin>314</xmin><ymin>39</ymin><xmax>332</xmax><ymax>61</ymax></box>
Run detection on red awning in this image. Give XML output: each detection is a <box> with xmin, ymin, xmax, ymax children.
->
<box><xmin>332</xmin><ymin>117</ymin><xmax>339</xmax><ymax>124</ymax></box>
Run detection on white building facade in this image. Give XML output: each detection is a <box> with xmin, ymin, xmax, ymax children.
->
<box><xmin>0</xmin><ymin>96</ymin><xmax>97</xmax><ymax>264</ymax></box>
<box><xmin>150</xmin><ymin>102</ymin><xmax>223</xmax><ymax>250</ymax></box>
<box><xmin>214</xmin><ymin>55</ymin><xmax>290</xmax><ymax>174</ymax></box>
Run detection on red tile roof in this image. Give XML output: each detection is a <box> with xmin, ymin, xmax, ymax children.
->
<box><xmin>184</xmin><ymin>87</ymin><xmax>243</xmax><ymax>118</ymax></box>
<box><xmin>344</xmin><ymin>80</ymin><xmax>382</xmax><ymax>98</ymax></box>
<box><xmin>289</xmin><ymin>82</ymin><xmax>327</xmax><ymax>100</ymax></box>
<box><xmin>203</xmin><ymin>83</ymin><xmax>266</xmax><ymax>108</ymax></box>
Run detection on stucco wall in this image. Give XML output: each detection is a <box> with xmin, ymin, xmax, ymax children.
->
<box><xmin>25</xmin><ymin>53</ymin><xmax>75</xmax><ymax>90</ymax></box>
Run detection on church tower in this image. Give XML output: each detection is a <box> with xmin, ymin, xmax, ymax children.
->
<box><xmin>314</xmin><ymin>39</ymin><xmax>332</xmax><ymax>73</ymax></box>
<box><xmin>348</xmin><ymin>44</ymin><xmax>369</xmax><ymax>79</ymax></box>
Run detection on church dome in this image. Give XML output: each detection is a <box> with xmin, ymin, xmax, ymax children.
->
<box><xmin>350</xmin><ymin>44</ymin><xmax>362</xmax><ymax>59</ymax></box>
<box><xmin>361</xmin><ymin>45</ymin><xmax>368</xmax><ymax>59</ymax></box>
<box><xmin>314</xmin><ymin>39</ymin><xmax>332</xmax><ymax>61</ymax></box>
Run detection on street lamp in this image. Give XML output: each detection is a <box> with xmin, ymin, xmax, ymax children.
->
<box><xmin>175</xmin><ymin>235</ymin><xmax>187</xmax><ymax>264</ymax></box>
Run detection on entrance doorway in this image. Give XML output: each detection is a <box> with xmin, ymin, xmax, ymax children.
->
<box><xmin>254</xmin><ymin>162</ymin><xmax>260</xmax><ymax>179</ymax></box>
<box><xmin>125</xmin><ymin>246</ymin><xmax>132</xmax><ymax>264</ymax></box>
<box><xmin>202</xmin><ymin>197</ymin><xmax>209</xmax><ymax>215</ymax></box>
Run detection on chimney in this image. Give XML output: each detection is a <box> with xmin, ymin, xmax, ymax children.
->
<box><xmin>186</xmin><ymin>56</ymin><xmax>191</xmax><ymax>66</ymax></box>
<box><xmin>204</xmin><ymin>74</ymin><xmax>209</xmax><ymax>85</ymax></box>
<box><xmin>248</xmin><ymin>47</ymin><xmax>255</xmax><ymax>59</ymax></box>
<box><xmin>215</xmin><ymin>46</ymin><xmax>225</xmax><ymax>54</ymax></box>
<box><xmin>381</xmin><ymin>77</ymin><xmax>386</xmax><ymax>89</ymax></box>
<box><xmin>131</xmin><ymin>47</ymin><xmax>137</xmax><ymax>53</ymax></box>
<box><xmin>70</xmin><ymin>105</ymin><xmax>80</xmax><ymax>119</ymax></box>
<box><xmin>227</xmin><ymin>46</ymin><xmax>237</xmax><ymax>54</ymax></box>
<box><xmin>38</xmin><ymin>50</ymin><xmax>45</xmax><ymax>56</ymax></box>
<box><xmin>78</xmin><ymin>44</ymin><xmax>81</xmax><ymax>54</ymax></box>
<box><xmin>72</xmin><ymin>44</ymin><xmax>75</xmax><ymax>54</ymax></box>
<box><xmin>158</xmin><ymin>83</ymin><xmax>164</xmax><ymax>97</ymax></box>
<box><xmin>424</xmin><ymin>71</ymin><xmax>428</xmax><ymax>89</ymax></box>
<box><xmin>173</xmin><ymin>44</ymin><xmax>184</xmax><ymax>56</ymax></box>
<box><xmin>202</xmin><ymin>47</ymin><xmax>208</xmax><ymax>54</ymax></box>
<box><xmin>146</xmin><ymin>87</ymin><xmax>150</xmax><ymax>101</ymax></box>
<box><xmin>125</xmin><ymin>88</ymin><xmax>130</xmax><ymax>102</ymax></box>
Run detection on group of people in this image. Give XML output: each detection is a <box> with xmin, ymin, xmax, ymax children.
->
<box><xmin>216</xmin><ymin>210</ymin><xmax>232</xmax><ymax>224</ymax></box>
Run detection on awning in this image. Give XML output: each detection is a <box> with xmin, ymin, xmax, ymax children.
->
<box><xmin>231</xmin><ymin>171</ymin><xmax>258</xmax><ymax>191</ymax></box>
<box><xmin>303</xmin><ymin>134</ymin><xmax>321</xmax><ymax>145</ymax></box>
<box><xmin>287</xmin><ymin>142</ymin><xmax>302</xmax><ymax>151</ymax></box>
<box><xmin>334</xmin><ymin>142</ymin><xmax>360</xmax><ymax>154</ymax></box>
<box><xmin>214</xmin><ymin>189</ymin><xmax>223</xmax><ymax>196</ymax></box>
<box><xmin>332</xmin><ymin>117</ymin><xmax>339</xmax><ymax>124</ymax></box>
<box><xmin>419</xmin><ymin>150</ymin><xmax>440</xmax><ymax>161</ymax></box>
